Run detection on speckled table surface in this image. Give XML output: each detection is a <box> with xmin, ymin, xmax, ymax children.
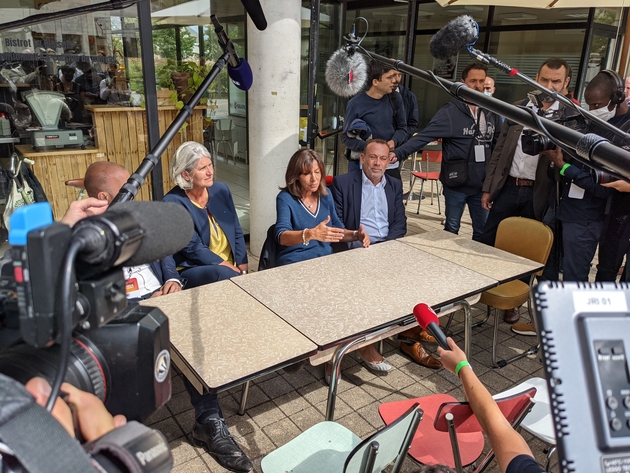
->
<box><xmin>399</xmin><ymin>230</ymin><xmax>542</xmax><ymax>284</ymax></box>
<box><xmin>233</xmin><ymin>240</ymin><xmax>497</xmax><ymax>349</ymax></box>
<box><xmin>140</xmin><ymin>279</ymin><xmax>317</xmax><ymax>390</ymax></box>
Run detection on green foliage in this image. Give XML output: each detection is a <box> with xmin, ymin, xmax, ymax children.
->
<box><xmin>153</xmin><ymin>27</ymin><xmax>196</xmax><ymax>60</ymax></box>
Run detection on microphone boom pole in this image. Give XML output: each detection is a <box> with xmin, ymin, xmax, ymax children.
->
<box><xmin>362</xmin><ymin>49</ymin><xmax>630</xmax><ymax>181</ymax></box>
<box><xmin>111</xmin><ymin>50</ymin><xmax>231</xmax><ymax>205</ymax></box>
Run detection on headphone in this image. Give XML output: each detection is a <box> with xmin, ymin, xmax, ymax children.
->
<box><xmin>602</xmin><ymin>69</ymin><xmax>626</xmax><ymax>105</ymax></box>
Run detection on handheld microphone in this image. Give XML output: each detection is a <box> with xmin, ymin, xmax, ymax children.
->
<box><xmin>72</xmin><ymin>201</ymin><xmax>194</xmax><ymax>279</ymax></box>
<box><xmin>240</xmin><ymin>0</ymin><xmax>267</xmax><ymax>31</ymax></box>
<box><xmin>413</xmin><ymin>303</ymin><xmax>450</xmax><ymax>351</ymax></box>
<box><xmin>211</xmin><ymin>15</ymin><xmax>253</xmax><ymax>91</ymax></box>
<box><xmin>429</xmin><ymin>15</ymin><xmax>479</xmax><ymax>61</ymax></box>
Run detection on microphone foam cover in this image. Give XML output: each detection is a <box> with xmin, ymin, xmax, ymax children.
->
<box><xmin>325</xmin><ymin>48</ymin><xmax>367</xmax><ymax>98</ymax></box>
<box><xmin>228</xmin><ymin>58</ymin><xmax>253</xmax><ymax>91</ymax></box>
<box><xmin>108</xmin><ymin>201</ymin><xmax>194</xmax><ymax>267</ymax></box>
<box><xmin>413</xmin><ymin>303</ymin><xmax>439</xmax><ymax>330</ymax></box>
<box><xmin>429</xmin><ymin>15</ymin><xmax>478</xmax><ymax>61</ymax></box>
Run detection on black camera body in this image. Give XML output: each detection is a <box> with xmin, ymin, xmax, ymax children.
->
<box><xmin>0</xmin><ymin>206</ymin><xmax>171</xmax><ymax>422</ymax></box>
<box><xmin>521</xmin><ymin>91</ymin><xmax>588</xmax><ymax>156</ymax></box>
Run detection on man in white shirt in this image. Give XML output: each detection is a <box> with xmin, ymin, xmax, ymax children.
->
<box><xmin>480</xmin><ymin>58</ymin><xmax>571</xmax><ymax>324</ymax></box>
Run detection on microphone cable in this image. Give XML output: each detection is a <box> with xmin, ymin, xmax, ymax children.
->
<box><xmin>45</xmin><ymin>238</ymin><xmax>83</xmax><ymax>412</ymax></box>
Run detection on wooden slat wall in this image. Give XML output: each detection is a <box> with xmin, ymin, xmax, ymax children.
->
<box><xmin>22</xmin><ymin>105</ymin><xmax>206</xmax><ymax>220</ymax></box>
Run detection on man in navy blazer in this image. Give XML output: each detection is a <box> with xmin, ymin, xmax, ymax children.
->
<box><xmin>331</xmin><ymin>139</ymin><xmax>407</xmax><ymax>248</ymax></box>
<box><xmin>332</xmin><ymin>139</ymin><xmax>442</xmax><ymax>371</ymax></box>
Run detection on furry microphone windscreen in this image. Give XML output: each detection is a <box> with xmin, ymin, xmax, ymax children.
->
<box><xmin>429</xmin><ymin>15</ymin><xmax>478</xmax><ymax>61</ymax></box>
<box><xmin>325</xmin><ymin>48</ymin><xmax>368</xmax><ymax>98</ymax></box>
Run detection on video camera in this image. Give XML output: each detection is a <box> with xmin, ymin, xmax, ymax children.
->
<box><xmin>0</xmin><ymin>202</ymin><xmax>174</xmax><ymax>422</ymax></box>
<box><xmin>521</xmin><ymin>90</ymin><xmax>589</xmax><ymax>157</ymax></box>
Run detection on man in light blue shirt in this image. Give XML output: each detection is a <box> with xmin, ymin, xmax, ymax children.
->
<box><xmin>332</xmin><ymin>139</ymin><xmax>441</xmax><ymax>371</ymax></box>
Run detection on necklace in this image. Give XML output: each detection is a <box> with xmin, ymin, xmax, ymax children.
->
<box><xmin>302</xmin><ymin>197</ymin><xmax>315</xmax><ymax>209</ymax></box>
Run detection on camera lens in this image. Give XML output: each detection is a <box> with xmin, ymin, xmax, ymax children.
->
<box><xmin>0</xmin><ymin>334</ymin><xmax>109</xmax><ymax>401</ymax></box>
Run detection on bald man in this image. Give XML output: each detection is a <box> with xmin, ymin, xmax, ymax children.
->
<box><xmin>483</xmin><ymin>77</ymin><xmax>495</xmax><ymax>96</ymax></box>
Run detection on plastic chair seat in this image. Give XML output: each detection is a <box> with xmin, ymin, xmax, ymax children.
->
<box><xmin>479</xmin><ymin>279</ymin><xmax>529</xmax><ymax>310</ymax></box>
<box><xmin>379</xmin><ymin>394</ymin><xmax>484</xmax><ymax>468</ymax></box>
<box><xmin>261</xmin><ymin>422</ymin><xmax>361</xmax><ymax>472</ymax></box>
<box><xmin>411</xmin><ymin>171</ymin><xmax>440</xmax><ymax>181</ymax></box>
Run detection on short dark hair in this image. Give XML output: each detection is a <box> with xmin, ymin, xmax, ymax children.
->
<box><xmin>60</xmin><ymin>64</ymin><xmax>76</xmax><ymax>75</ymax></box>
<box><xmin>282</xmin><ymin>149</ymin><xmax>328</xmax><ymax>198</ymax></box>
<box><xmin>461</xmin><ymin>62</ymin><xmax>487</xmax><ymax>80</ymax></box>
<box><xmin>364</xmin><ymin>138</ymin><xmax>389</xmax><ymax>154</ymax></box>
<box><xmin>368</xmin><ymin>60</ymin><xmax>393</xmax><ymax>86</ymax></box>
<box><xmin>585</xmin><ymin>70</ymin><xmax>617</xmax><ymax>96</ymax></box>
<box><xmin>539</xmin><ymin>58</ymin><xmax>570</xmax><ymax>79</ymax></box>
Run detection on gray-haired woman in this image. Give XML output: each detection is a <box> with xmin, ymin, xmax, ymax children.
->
<box><xmin>163</xmin><ymin>141</ymin><xmax>247</xmax><ymax>288</ymax></box>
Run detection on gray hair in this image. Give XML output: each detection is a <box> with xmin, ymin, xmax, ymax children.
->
<box><xmin>170</xmin><ymin>141</ymin><xmax>212</xmax><ymax>190</ymax></box>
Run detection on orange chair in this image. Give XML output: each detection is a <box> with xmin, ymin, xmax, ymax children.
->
<box><xmin>405</xmin><ymin>147</ymin><xmax>442</xmax><ymax>215</ymax></box>
<box><xmin>378</xmin><ymin>387</ymin><xmax>536</xmax><ymax>472</ymax></box>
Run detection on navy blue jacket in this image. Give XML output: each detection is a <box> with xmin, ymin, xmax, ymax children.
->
<box><xmin>163</xmin><ymin>183</ymin><xmax>248</xmax><ymax>268</ymax></box>
<box><xmin>331</xmin><ymin>170</ymin><xmax>407</xmax><ymax>249</ymax></box>
<box><xmin>398</xmin><ymin>84</ymin><xmax>419</xmax><ymax>139</ymax></box>
<box><xmin>149</xmin><ymin>256</ymin><xmax>180</xmax><ymax>284</ymax></box>
<box><xmin>393</xmin><ymin>99</ymin><xmax>501</xmax><ymax>195</ymax></box>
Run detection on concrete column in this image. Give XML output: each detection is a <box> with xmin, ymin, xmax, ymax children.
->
<box><xmin>247</xmin><ymin>0</ymin><xmax>302</xmax><ymax>257</ymax></box>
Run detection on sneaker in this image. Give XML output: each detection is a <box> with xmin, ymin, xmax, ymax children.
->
<box><xmin>511</xmin><ymin>323</ymin><xmax>537</xmax><ymax>336</ymax></box>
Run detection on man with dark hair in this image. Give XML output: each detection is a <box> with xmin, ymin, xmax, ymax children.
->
<box><xmin>342</xmin><ymin>60</ymin><xmax>407</xmax><ymax>180</ymax></box>
<box><xmin>480</xmin><ymin>58</ymin><xmax>570</xmax><ymax>325</ymax></box>
<box><xmin>390</xmin><ymin>62</ymin><xmax>501</xmax><ymax>241</ymax></box>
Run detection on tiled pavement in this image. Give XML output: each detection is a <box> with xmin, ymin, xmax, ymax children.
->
<box><xmin>148</xmin><ymin>162</ymin><xmax>562</xmax><ymax>472</ymax></box>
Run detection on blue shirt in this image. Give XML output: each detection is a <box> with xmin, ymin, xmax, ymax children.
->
<box><xmin>275</xmin><ymin>189</ymin><xmax>345</xmax><ymax>266</ymax></box>
<box><xmin>360</xmin><ymin>172</ymin><xmax>389</xmax><ymax>243</ymax></box>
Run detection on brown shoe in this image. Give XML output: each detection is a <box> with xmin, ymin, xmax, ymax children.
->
<box><xmin>400</xmin><ymin>342</ymin><xmax>442</xmax><ymax>369</ymax></box>
<box><xmin>503</xmin><ymin>307</ymin><xmax>520</xmax><ymax>324</ymax></box>
<box><xmin>398</xmin><ymin>327</ymin><xmax>437</xmax><ymax>344</ymax></box>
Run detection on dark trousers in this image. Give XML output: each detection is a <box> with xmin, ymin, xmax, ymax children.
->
<box><xmin>183</xmin><ymin>377</ymin><xmax>223</xmax><ymax>421</ymax></box>
<box><xmin>384</xmin><ymin>166</ymin><xmax>402</xmax><ymax>180</ymax></box>
<box><xmin>347</xmin><ymin>159</ymin><xmax>360</xmax><ymax>173</ymax></box>
<box><xmin>561</xmin><ymin>220</ymin><xmax>603</xmax><ymax>282</ymax></box>
<box><xmin>595</xmin><ymin>209</ymin><xmax>630</xmax><ymax>282</ymax></box>
<box><xmin>180</xmin><ymin>264</ymin><xmax>239</xmax><ymax>289</ymax></box>
<box><xmin>540</xmin><ymin>204</ymin><xmax>562</xmax><ymax>281</ymax></box>
<box><xmin>480</xmin><ymin>181</ymin><xmax>536</xmax><ymax>246</ymax></box>
<box><xmin>442</xmin><ymin>187</ymin><xmax>488</xmax><ymax>241</ymax></box>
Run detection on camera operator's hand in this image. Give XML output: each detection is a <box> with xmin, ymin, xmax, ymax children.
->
<box><xmin>25</xmin><ymin>377</ymin><xmax>126</xmax><ymax>442</ymax></box>
<box><xmin>602</xmin><ymin>180</ymin><xmax>630</xmax><ymax>192</ymax></box>
<box><xmin>544</xmin><ymin>147</ymin><xmax>565</xmax><ymax>169</ymax></box>
<box><xmin>61</xmin><ymin>198</ymin><xmax>109</xmax><ymax>226</ymax></box>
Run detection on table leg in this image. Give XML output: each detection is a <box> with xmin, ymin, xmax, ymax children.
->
<box><xmin>326</xmin><ymin>336</ymin><xmax>366</xmax><ymax>421</ymax></box>
<box><xmin>238</xmin><ymin>380</ymin><xmax>250</xmax><ymax>415</ymax></box>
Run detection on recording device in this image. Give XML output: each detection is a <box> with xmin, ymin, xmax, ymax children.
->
<box><xmin>413</xmin><ymin>303</ymin><xmax>450</xmax><ymax>350</ymax></box>
<box><xmin>325</xmin><ymin>24</ymin><xmax>368</xmax><ymax>98</ymax></box>
<box><xmin>211</xmin><ymin>15</ymin><xmax>253</xmax><ymax>91</ymax></box>
<box><xmin>429</xmin><ymin>15</ymin><xmax>478</xmax><ymax>61</ymax></box>
<box><xmin>521</xmin><ymin>91</ymin><xmax>588</xmax><ymax>156</ymax></box>
<box><xmin>0</xmin><ymin>201</ymin><xmax>193</xmax><ymax>421</ymax></box>
<box><xmin>534</xmin><ymin>282</ymin><xmax>630</xmax><ymax>473</ymax></box>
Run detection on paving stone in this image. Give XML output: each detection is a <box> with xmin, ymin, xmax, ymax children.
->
<box><xmin>336</xmin><ymin>411</ymin><xmax>377</xmax><ymax>439</ymax></box>
<box><xmin>169</xmin><ymin>438</ymin><xmax>199</xmax><ymax>466</ymax></box>
<box><xmin>262</xmin><ymin>417</ymin><xmax>302</xmax><ymax>447</ymax></box>
<box><xmin>258</xmin><ymin>375</ymin><xmax>296</xmax><ymax>399</ymax></box>
<box><xmin>153</xmin><ymin>416</ymin><xmax>186</xmax><ymax>442</ymax></box>
<box><xmin>167</xmin><ymin>389</ymin><xmax>195</xmax><ymax>416</ymax></box>
<box><xmin>338</xmin><ymin>385</ymin><xmax>377</xmax><ymax>410</ymax></box>
<box><xmin>273</xmin><ymin>389</ymin><xmax>313</xmax><ymax>417</ymax></box>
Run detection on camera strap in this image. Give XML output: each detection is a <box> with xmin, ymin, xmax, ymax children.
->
<box><xmin>0</xmin><ymin>375</ymin><xmax>97</xmax><ymax>472</ymax></box>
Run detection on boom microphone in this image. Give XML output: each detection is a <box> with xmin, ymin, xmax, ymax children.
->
<box><xmin>240</xmin><ymin>0</ymin><xmax>267</xmax><ymax>31</ymax></box>
<box><xmin>413</xmin><ymin>303</ymin><xmax>450</xmax><ymax>351</ymax></box>
<box><xmin>72</xmin><ymin>201</ymin><xmax>193</xmax><ymax>279</ymax></box>
<box><xmin>325</xmin><ymin>46</ymin><xmax>368</xmax><ymax>98</ymax></box>
<box><xmin>429</xmin><ymin>15</ymin><xmax>478</xmax><ymax>61</ymax></box>
<box><xmin>211</xmin><ymin>15</ymin><xmax>253</xmax><ymax>91</ymax></box>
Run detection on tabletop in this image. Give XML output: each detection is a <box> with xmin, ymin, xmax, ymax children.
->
<box><xmin>140</xmin><ymin>279</ymin><xmax>318</xmax><ymax>391</ymax></box>
<box><xmin>399</xmin><ymin>230</ymin><xmax>543</xmax><ymax>284</ymax></box>
<box><xmin>233</xmin><ymin>240</ymin><xmax>497</xmax><ymax>349</ymax></box>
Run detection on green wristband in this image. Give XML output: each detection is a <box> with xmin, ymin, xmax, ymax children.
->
<box><xmin>559</xmin><ymin>163</ymin><xmax>571</xmax><ymax>176</ymax></box>
<box><xmin>455</xmin><ymin>360</ymin><xmax>471</xmax><ymax>377</ymax></box>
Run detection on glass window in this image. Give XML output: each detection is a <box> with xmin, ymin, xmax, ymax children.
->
<box><xmin>492</xmin><ymin>7</ymin><xmax>589</xmax><ymax>26</ymax></box>
<box><xmin>416</xmin><ymin>3</ymin><xmax>488</xmax><ymax>30</ymax></box>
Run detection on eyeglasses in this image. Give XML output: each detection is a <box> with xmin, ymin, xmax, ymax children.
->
<box><xmin>483</xmin><ymin>87</ymin><xmax>493</xmax><ymax>90</ymax></box>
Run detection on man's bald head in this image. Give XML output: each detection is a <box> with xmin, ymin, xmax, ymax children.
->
<box><xmin>84</xmin><ymin>162</ymin><xmax>130</xmax><ymax>203</ymax></box>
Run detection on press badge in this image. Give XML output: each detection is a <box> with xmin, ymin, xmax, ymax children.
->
<box><xmin>568</xmin><ymin>182</ymin><xmax>585</xmax><ymax>199</ymax></box>
<box><xmin>474</xmin><ymin>144</ymin><xmax>485</xmax><ymax>162</ymax></box>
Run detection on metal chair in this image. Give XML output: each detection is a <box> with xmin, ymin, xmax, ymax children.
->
<box><xmin>261</xmin><ymin>403</ymin><xmax>422</xmax><ymax>473</ymax></box>
<box><xmin>378</xmin><ymin>387</ymin><xmax>536</xmax><ymax>473</ymax></box>
<box><xmin>480</xmin><ymin>217</ymin><xmax>554</xmax><ymax>368</ymax></box>
<box><xmin>495</xmin><ymin>377</ymin><xmax>556</xmax><ymax>471</ymax></box>
<box><xmin>405</xmin><ymin>145</ymin><xmax>442</xmax><ymax>215</ymax></box>
<box><xmin>215</xmin><ymin>118</ymin><xmax>234</xmax><ymax>164</ymax></box>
